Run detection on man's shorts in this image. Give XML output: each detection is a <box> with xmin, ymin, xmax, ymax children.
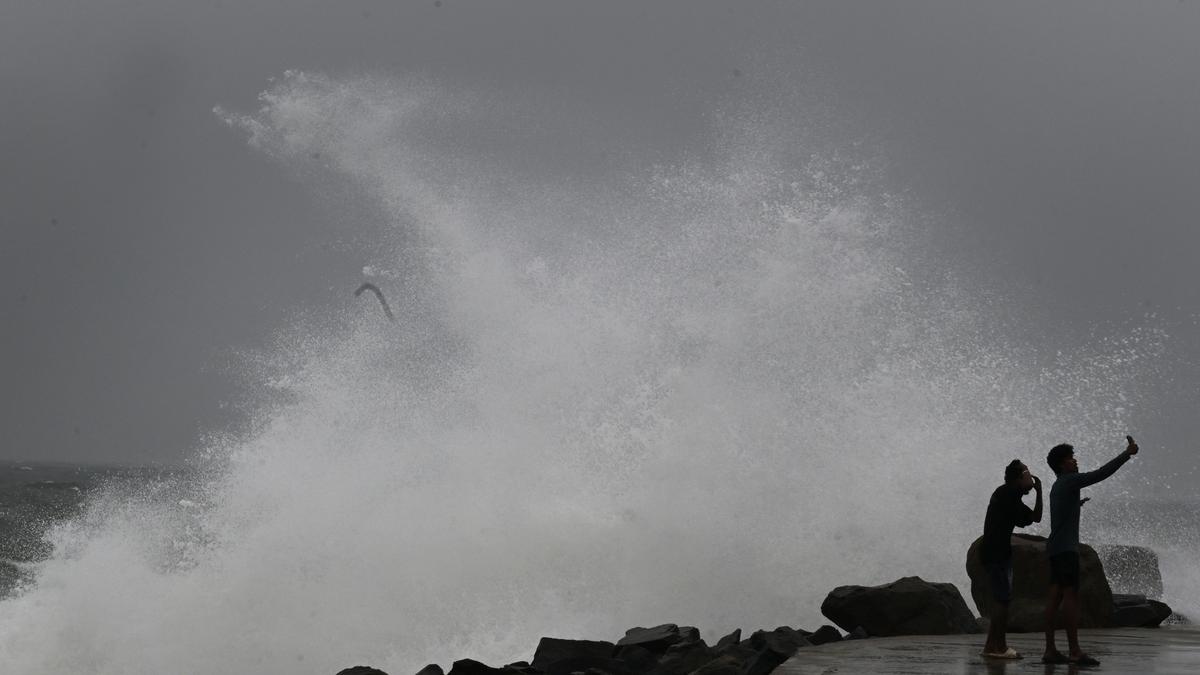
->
<box><xmin>985</xmin><ymin>560</ymin><xmax>1014</xmax><ymax>604</ymax></box>
<box><xmin>1048</xmin><ymin>551</ymin><xmax>1081</xmax><ymax>588</ymax></box>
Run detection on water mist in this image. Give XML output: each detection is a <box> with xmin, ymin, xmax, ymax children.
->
<box><xmin>0</xmin><ymin>71</ymin><xmax>1182</xmax><ymax>674</ymax></box>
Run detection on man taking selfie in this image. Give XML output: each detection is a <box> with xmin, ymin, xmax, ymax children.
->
<box><xmin>1042</xmin><ymin>435</ymin><xmax>1140</xmax><ymax>666</ymax></box>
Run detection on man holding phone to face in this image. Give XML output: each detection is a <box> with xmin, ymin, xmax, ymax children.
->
<box><xmin>1041</xmin><ymin>435</ymin><xmax>1140</xmax><ymax>667</ymax></box>
<box><xmin>980</xmin><ymin>459</ymin><xmax>1042</xmax><ymax>659</ymax></box>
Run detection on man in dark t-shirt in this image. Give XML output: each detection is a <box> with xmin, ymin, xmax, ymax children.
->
<box><xmin>980</xmin><ymin>459</ymin><xmax>1042</xmax><ymax>659</ymax></box>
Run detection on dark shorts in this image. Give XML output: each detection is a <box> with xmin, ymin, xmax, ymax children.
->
<box><xmin>985</xmin><ymin>560</ymin><xmax>1013</xmax><ymax>604</ymax></box>
<box><xmin>1049</xmin><ymin>551</ymin><xmax>1081</xmax><ymax>588</ymax></box>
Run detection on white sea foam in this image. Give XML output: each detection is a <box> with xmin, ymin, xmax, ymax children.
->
<box><xmin>0</xmin><ymin>71</ymin><xmax>1185</xmax><ymax>674</ymax></box>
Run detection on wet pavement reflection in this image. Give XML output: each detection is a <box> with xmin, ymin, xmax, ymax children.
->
<box><xmin>778</xmin><ymin>627</ymin><xmax>1200</xmax><ymax>675</ymax></box>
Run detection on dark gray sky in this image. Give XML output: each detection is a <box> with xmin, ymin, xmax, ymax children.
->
<box><xmin>3</xmin><ymin>1</ymin><xmax>1199</xmax><ymax>467</ymax></box>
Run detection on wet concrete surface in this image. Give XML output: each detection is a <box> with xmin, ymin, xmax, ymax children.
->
<box><xmin>778</xmin><ymin>627</ymin><xmax>1200</xmax><ymax>675</ymax></box>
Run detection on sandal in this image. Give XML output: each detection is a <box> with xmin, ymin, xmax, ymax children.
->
<box><xmin>1041</xmin><ymin>652</ymin><xmax>1070</xmax><ymax>664</ymax></box>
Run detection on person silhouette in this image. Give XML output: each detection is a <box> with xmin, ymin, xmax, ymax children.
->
<box><xmin>980</xmin><ymin>459</ymin><xmax>1042</xmax><ymax>659</ymax></box>
<box><xmin>1041</xmin><ymin>435</ymin><xmax>1140</xmax><ymax>667</ymax></box>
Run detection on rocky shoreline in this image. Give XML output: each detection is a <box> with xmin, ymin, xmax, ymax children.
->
<box><xmin>334</xmin><ymin>536</ymin><xmax>1183</xmax><ymax>675</ymax></box>
<box><xmin>335</xmin><ymin>622</ymin><xmax>860</xmax><ymax>675</ymax></box>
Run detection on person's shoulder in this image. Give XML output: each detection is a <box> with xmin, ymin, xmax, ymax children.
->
<box><xmin>989</xmin><ymin>483</ymin><xmax>1022</xmax><ymax>506</ymax></box>
<box><xmin>1051</xmin><ymin>473</ymin><xmax>1080</xmax><ymax>489</ymax></box>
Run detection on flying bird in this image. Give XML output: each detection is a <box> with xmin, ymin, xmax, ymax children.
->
<box><xmin>354</xmin><ymin>282</ymin><xmax>396</xmax><ymax>322</ymax></box>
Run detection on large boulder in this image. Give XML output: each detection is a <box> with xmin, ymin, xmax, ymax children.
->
<box><xmin>1096</xmin><ymin>544</ymin><xmax>1165</xmax><ymax>599</ymax></box>
<box><xmin>966</xmin><ymin>533</ymin><xmax>1113</xmax><ymax>631</ymax></box>
<box><xmin>530</xmin><ymin>638</ymin><xmax>615</xmax><ymax>672</ymax></box>
<box><xmin>820</xmin><ymin>576</ymin><xmax>981</xmax><ymax>636</ymax></box>
<box><xmin>616</xmin><ymin>624</ymin><xmax>687</xmax><ymax>653</ymax></box>
<box><xmin>1111</xmin><ymin>594</ymin><xmax>1173</xmax><ymax>628</ymax></box>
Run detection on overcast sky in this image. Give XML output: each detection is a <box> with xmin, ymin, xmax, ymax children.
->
<box><xmin>3</xmin><ymin>1</ymin><xmax>1199</xmax><ymax>470</ymax></box>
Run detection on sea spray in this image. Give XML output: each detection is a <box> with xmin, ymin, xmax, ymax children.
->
<box><xmin>0</xmin><ymin>71</ymin><xmax>1181</xmax><ymax>674</ymax></box>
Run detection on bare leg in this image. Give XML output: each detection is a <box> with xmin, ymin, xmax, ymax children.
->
<box><xmin>1062</xmin><ymin>587</ymin><xmax>1083</xmax><ymax>657</ymax></box>
<box><xmin>1043</xmin><ymin>584</ymin><xmax>1064</xmax><ymax>659</ymax></box>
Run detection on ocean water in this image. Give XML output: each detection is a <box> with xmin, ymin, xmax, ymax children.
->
<box><xmin>0</xmin><ymin>463</ymin><xmax>182</xmax><ymax>596</ymax></box>
<box><xmin>1</xmin><ymin>72</ymin><xmax>1194</xmax><ymax>673</ymax></box>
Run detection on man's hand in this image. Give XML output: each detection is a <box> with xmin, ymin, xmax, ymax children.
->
<box><xmin>1126</xmin><ymin>435</ymin><xmax>1139</xmax><ymax>456</ymax></box>
<box><xmin>1033</xmin><ymin>475</ymin><xmax>1042</xmax><ymax>491</ymax></box>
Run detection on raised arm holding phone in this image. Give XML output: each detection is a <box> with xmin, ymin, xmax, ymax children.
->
<box><xmin>1041</xmin><ymin>435</ymin><xmax>1140</xmax><ymax>667</ymax></box>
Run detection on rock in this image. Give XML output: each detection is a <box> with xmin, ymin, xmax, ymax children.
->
<box><xmin>845</xmin><ymin>626</ymin><xmax>869</xmax><ymax>640</ymax></box>
<box><xmin>447</xmin><ymin>659</ymin><xmax>507</xmax><ymax>675</ymax></box>
<box><xmin>821</xmin><ymin>576</ymin><xmax>981</xmax><ymax>637</ymax></box>
<box><xmin>415</xmin><ymin>665</ymin><xmax>444</xmax><ymax>675</ymax></box>
<box><xmin>737</xmin><ymin>646</ymin><xmax>791</xmax><ymax>675</ymax></box>
<box><xmin>616</xmin><ymin>625</ymin><xmax>683</xmax><ymax>653</ymax></box>
<box><xmin>1111</xmin><ymin>594</ymin><xmax>1173</xmax><ymax>628</ymax></box>
<box><xmin>611</xmin><ymin>644</ymin><xmax>657</xmax><ymax>673</ymax></box>
<box><xmin>1097</xmin><ymin>544</ymin><xmax>1165</xmax><ymax>599</ymax></box>
<box><xmin>616</xmin><ymin>625</ymin><xmax>711</xmax><ymax>675</ymax></box>
<box><xmin>966</xmin><ymin>533</ymin><xmax>1113</xmax><ymax>631</ymax></box>
<box><xmin>687</xmin><ymin>654</ymin><xmax>742</xmax><ymax>675</ymax></box>
<box><xmin>806</xmin><ymin>625</ymin><xmax>842</xmax><ymax>646</ymax></box>
<box><xmin>745</xmin><ymin>627</ymin><xmax>809</xmax><ymax>655</ymax></box>
<box><xmin>336</xmin><ymin>667</ymin><xmax>389</xmax><ymax>675</ymax></box>
<box><xmin>545</xmin><ymin>658</ymin><xmax>630</xmax><ymax>675</ymax></box>
<box><xmin>715</xmin><ymin>642</ymin><xmax>757</xmax><ymax>664</ymax></box>
<box><xmin>739</xmin><ymin>652</ymin><xmax>786</xmax><ymax>675</ymax></box>
<box><xmin>724</xmin><ymin>627</ymin><xmax>811</xmax><ymax>675</ymax></box>
<box><xmin>531</xmin><ymin>638</ymin><xmax>615</xmax><ymax>672</ymax></box>
<box><xmin>650</xmin><ymin>640</ymin><xmax>715</xmax><ymax>675</ymax></box>
<box><xmin>713</xmin><ymin>629</ymin><xmax>741</xmax><ymax>652</ymax></box>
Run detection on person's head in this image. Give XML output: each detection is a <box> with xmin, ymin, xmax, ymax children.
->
<box><xmin>1005</xmin><ymin>459</ymin><xmax>1035</xmax><ymax>492</ymax></box>
<box><xmin>1047</xmin><ymin>443</ymin><xmax>1078</xmax><ymax>475</ymax></box>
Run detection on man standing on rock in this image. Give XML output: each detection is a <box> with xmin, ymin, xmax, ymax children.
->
<box><xmin>980</xmin><ymin>459</ymin><xmax>1042</xmax><ymax>659</ymax></box>
<box><xmin>1042</xmin><ymin>435</ymin><xmax>1139</xmax><ymax>667</ymax></box>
